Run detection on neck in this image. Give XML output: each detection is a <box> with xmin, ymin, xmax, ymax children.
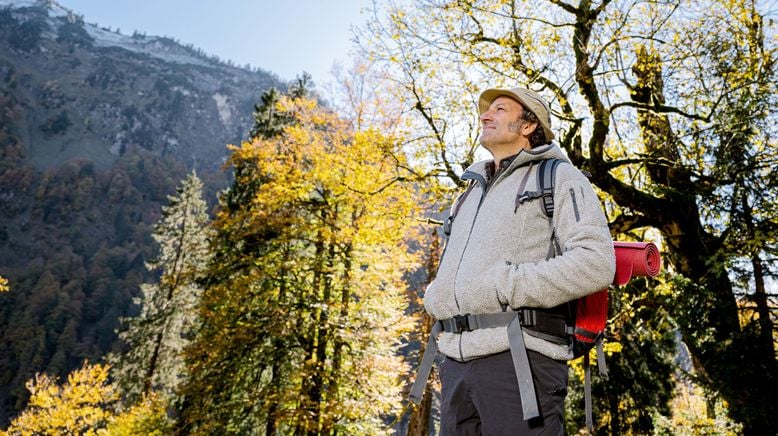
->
<box><xmin>489</xmin><ymin>143</ymin><xmax>528</xmax><ymax>164</ymax></box>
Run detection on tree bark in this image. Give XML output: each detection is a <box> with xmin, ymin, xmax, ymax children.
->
<box><xmin>621</xmin><ymin>44</ymin><xmax>776</xmax><ymax>435</ymax></box>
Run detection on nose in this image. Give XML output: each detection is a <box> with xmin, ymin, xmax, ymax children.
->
<box><xmin>480</xmin><ymin>110</ymin><xmax>493</xmax><ymax>123</ymax></box>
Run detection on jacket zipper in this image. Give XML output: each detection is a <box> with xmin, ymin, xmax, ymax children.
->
<box><xmin>451</xmin><ymin>164</ymin><xmax>519</xmax><ymax>310</ymax></box>
<box><xmin>450</xmin><ymin>163</ymin><xmax>529</xmax><ymax>359</ymax></box>
<box><xmin>451</xmin><ymin>172</ymin><xmax>487</xmax><ymax>359</ymax></box>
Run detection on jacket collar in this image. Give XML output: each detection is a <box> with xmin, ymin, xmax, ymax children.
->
<box><xmin>461</xmin><ymin>143</ymin><xmax>571</xmax><ymax>182</ymax></box>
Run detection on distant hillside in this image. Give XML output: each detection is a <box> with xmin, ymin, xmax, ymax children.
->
<box><xmin>0</xmin><ymin>0</ymin><xmax>286</xmax><ymax>426</ymax></box>
<box><xmin>0</xmin><ymin>0</ymin><xmax>281</xmax><ymax>170</ymax></box>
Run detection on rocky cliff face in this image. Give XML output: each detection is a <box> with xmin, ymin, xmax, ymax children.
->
<box><xmin>0</xmin><ymin>0</ymin><xmax>281</xmax><ymax>170</ymax></box>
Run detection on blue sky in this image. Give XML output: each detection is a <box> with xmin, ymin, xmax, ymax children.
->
<box><xmin>56</xmin><ymin>0</ymin><xmax>373</xmax><ymax>84</ymax></box>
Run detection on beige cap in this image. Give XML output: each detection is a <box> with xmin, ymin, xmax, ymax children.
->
<box><xmin>478</xmin><ymin>87</ymin><xmax>554</xmax><ymax>141</ymax></box>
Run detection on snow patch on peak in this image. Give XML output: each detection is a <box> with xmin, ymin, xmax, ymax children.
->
<box><xmin>1</xmin><ymin>0</ymin><xmax>78</xmax><ymax>21</ymax></box>
<box><xmin>0</xmin><ymin>0</ymin><xmax>40</xmax><ymax>8</ymax></box>
<box><xmin>83</xmin><ymin>26</ymin><xmax>213</xmax><ymax>68</ymax></box>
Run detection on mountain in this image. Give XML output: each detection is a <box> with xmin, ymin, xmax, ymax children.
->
<box><xmin>0</xmin><ymin>0</ymin><xmax>281</xmax><ymax>171</ymax></box>
<box><xmin>0</xmin><ymin>0</ymin><xmax>285</xmax><ymax>425</ymax></box>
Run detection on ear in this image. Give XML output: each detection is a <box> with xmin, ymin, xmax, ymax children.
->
<box><xmin>521</xmin><ymin>121</ymin><xmax>539</xmax><ymax>136</ymax></box>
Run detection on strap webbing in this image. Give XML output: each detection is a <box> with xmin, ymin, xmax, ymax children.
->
<box><xmin>409</xmin><ymin>322</ymin><xmax>441</xmax><ymax>405</ymax></box>
<box><xmin>584</xmin><ymin>352</ymin><xmax>593</xmax><ymax>430</ymax></box>
<box><xmin>508</xmin><ymin>314</ymin><xmax>540</xmax><ymax>421</ymax></box>
<box><xmin>437</xmin><ymin>311</ymin><xmax>568</xmax><ymax>342</ymax></box>
<box><xmin>596</xmin><ymin>337</ymin><xmax>608</xmax><ymax>378</ymax></box>
<box><xmin>440</xmin><ymin>312</ymin><xmax>516</xmax><ymax>333</ymax></box>
<box><xmin>583</xmin><ymin>338</ymin><xmax>608</xmax><ymax>431</ymax></box>
<box><xmin>537</xmin><ymin>159</ymin><xmax>562</xmax><ymax>218</ymax></box>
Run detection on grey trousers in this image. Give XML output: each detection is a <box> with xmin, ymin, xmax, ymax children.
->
<box><xmin>439</xmin><ymin>350</ymin><xmax>568</xmax><ymax>436</ymax></box>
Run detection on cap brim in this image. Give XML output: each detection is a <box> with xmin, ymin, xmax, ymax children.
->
<box><xmin>478</xmin><ymin>89</ymin><xmax>521</xmax><ymax>115</ymax></box>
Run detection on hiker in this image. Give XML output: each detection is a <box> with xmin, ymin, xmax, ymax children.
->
<box><xmin>421</xmin><ymin>87</ymin><xmax>616</xmax><ymax>434</ymax></box>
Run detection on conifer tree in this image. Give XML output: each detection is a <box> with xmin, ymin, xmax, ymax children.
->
<box><xmin>112</xmin><ymin>171</ymin><xmax>211</xmax><ymax>404</ymax></box>
<box><xmin>249</xmin><ymin>73</ymin><xmax>315</xmax><ymax>141</ymax></box>
<box><xmin>249</xmin><ymin>87</ymin><xmax>285</xmax><ymax>141</ymax></box>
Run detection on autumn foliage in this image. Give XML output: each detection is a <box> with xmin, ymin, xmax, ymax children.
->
<box><xmin>1</xmin><ymin>362</ymin><xmax>115</xmax><ymax>435</ymax></box>
<box><xmin>3</xmin><ymin>1</ymin><xmax>776</xmax><ymax>434</ymax></box>
<box><xmin>176</xmin><ymin>93</ymin><xmax>426</xmax><ymax>434</ymax></box>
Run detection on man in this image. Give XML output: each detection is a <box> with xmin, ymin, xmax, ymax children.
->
<box><xmin>422</xmin><ymin>87</ymin><xmax>615</xmax><ymax>435</ymax></box>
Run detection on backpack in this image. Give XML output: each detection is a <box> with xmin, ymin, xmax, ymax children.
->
<box><xmin>515</xmin><ymin>158</ymin><xmax>608</xmax><ymax>431</ymax></box>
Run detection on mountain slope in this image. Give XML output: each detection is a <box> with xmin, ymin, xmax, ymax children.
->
<box><xmin>0</xmin><ymin>0</ymin><xmax>280</xmax><ymax>170</ymax></box>
<box><xmin>0</xmin><ymin>0</ymin><xmax>285</xmax><ymax>425</ymax></box>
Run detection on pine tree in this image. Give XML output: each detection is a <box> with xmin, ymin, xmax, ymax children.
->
<box><xmin>249</xmin><ymin>73</ymin><xmax>315</xmax><ymax>141</ymax></box>
<box><xmin>111</xmin><ymin>171</ymin><xmax>211</xmax><ymax>404</ymax></box>
<box><xmin>249</xmin><ymin>87</ymin><xmax>285</xmax><ymax>141</ymax></box>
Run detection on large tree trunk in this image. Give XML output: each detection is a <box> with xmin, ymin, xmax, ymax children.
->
<box><xmin>619</xmin><ymin>45</ymin><xmax>777</xmax><ymax>435</ymax></box>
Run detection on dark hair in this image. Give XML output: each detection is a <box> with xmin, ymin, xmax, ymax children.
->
<box><xmin>520</xmin><ymin>109</ymin><xmax>548</xmax><ymax>148</ymax></box>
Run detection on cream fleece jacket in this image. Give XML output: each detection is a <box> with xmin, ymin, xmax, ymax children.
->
<box><xmin>423</xmin><ymin>143</ymin><xmax>616</xmax><ymax>361</ymax></box>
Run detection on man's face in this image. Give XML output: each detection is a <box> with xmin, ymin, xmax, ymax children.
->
<box><xmin>479</xmin><ymin>96</ymin><xmax>535</xmax><ymax>153</ymax></box>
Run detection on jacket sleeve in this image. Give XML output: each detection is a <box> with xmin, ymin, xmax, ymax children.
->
<box><xmin>491</xmin><ymin>168</ymin><xmax>616</xmax><ymax>309</ymax></box>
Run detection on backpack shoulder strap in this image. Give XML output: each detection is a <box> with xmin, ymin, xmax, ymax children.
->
<box><xmin>536</xmin><ymin>158</ymin><xmax>564</xmax><ymax>259</ymax></box>
<box><xmin>536</xmin><ymin>158</ymin><xmax>564</xmax><ymax>218</ymax></box>
<box><xmin>443</xmin><ymin>179</ymin><xmax>476</xmax><ymax>237</ymax></box>
<box><xmin>516</xmin><ymin>158</ymin><xmax>564</xmax><ymax>218</ymax></box>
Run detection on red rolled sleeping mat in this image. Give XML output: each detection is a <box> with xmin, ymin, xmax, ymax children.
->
<box><xmin>612</xmin><ymin>241</ymin><xmax>661</xmax><ymax>285</ymax></box>
<box><xmin>573</xmin><ymin>242</ymin><xmax>662</xmax><ymax>345</ymax></box>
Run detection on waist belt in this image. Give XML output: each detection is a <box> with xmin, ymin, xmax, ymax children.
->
<box><xmin>439</xmin><ymin>309</ymin><xmax>569</xmax><ymax>343</ymax></box>
<box><xmin>409</xmin><ymin>309</ymin><xmax>567</xmax><ymax>422</ymax></box>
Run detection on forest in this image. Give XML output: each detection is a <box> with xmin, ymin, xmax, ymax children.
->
<box><xmin>1</xmin><ymin>0</ymin><xmax>777</xmax><ymax>435</ymax></box>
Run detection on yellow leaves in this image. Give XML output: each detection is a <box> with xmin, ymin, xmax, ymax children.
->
<box><xmin>275</xmin><ymin>94</ymin><xmax>317</xmax><ymax>115</ymax></box>
<box><xmin>654</xmin><ymin>377</ymin><xmax>743</xmax><ymax>435</ymax></box>
<box><xmin>2</xmin><ymin>362</ymin><xmax>116</xmax><ymax>436</ymax></box>
<box><xmin>0</xmin><ymin>276</ymin><xmax>7</xmax><ymax>292</ymax></box>
<box><xmin>236</xmin><ymin>96</ymin><xmax>421</xmax><ymax>246</ymax></box>
<box><xmin>102</xmin><ymin>393</ymin><xmax>173</xmax><ymax>436</ymax></box>
<box><xmin>603</xmin><ymin>341</ymin><xmax>623</xmax><ymax>356</ymax></box>
<box><xmin>568</xmin><ymin>344</ymin><xmax>620</xmax><ymax>383</ymax></box>
<box><xmin>1</xmin><ymin>363</ymin><xmax>176</xmax><ymax>435</ymax></box>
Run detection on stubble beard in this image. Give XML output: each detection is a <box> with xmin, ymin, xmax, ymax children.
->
<box><xmin>480</xmin><ymin>117</ymin><xmax>526</xmax><ymax>152</ymax></box>
<box><xmin>507</xmin><ymin>118</ymin><xmax>524</xmax><ymax>133</ymax></box>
